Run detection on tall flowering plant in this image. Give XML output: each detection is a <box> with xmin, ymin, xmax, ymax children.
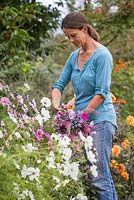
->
<box><xmin>0</xmin><ymin>82</ymin><xmax>98</xmax><ymax>200</ymax></box>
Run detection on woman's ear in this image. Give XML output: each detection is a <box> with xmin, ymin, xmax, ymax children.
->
<box><xmin>82</xmin><ymin>25</ymin><xmax>88</xmax><ymax>33</ymax></box>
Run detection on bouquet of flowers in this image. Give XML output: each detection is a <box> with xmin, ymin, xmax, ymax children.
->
<box><xmin>53</xmin><ymin>103</ymin><xmax>95</xmax><ymax>137</ymax></box>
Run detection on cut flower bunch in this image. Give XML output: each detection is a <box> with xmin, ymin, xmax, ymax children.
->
<box><xmin>53</xmin><ymin>103</ymin><xmax>96</xmax><ymax>136</ymax></box>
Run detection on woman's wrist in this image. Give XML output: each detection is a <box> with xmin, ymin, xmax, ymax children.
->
<box><xmin>52</xmin><ymin>102</ymin><xmax>60</xmax><ymax>111</ymax></box>
<box><xmin>83</xmin><ymin>108</ymin><xmax>95</xmax><ymax>114</ymax></box>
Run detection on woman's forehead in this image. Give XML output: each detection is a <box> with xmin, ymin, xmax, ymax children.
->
<box><xmin>63</xmin><ymin>28</ymin><xmax>80</xmax><ymax>34</ymax></box>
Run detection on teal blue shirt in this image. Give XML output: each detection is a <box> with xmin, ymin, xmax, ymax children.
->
<box><xmin>52</xmin><ymin>45</ymin><xmax>117</xmax><ymax>127</ymax></box>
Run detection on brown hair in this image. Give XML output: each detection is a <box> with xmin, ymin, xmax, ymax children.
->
<box><xmin>61</xmin><ymin>12</ymin><xmax>100</xmax><ymax>41</ymax></box>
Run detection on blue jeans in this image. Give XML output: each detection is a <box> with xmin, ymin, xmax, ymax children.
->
<box><xmin>91</xmin><ymin>121</ymin><xmax>118</xmax><ymax>200</ymax></box>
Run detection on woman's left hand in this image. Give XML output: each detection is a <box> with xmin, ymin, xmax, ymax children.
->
<box><xmin>83</xmin><ymin>108</ymin><xmax>95</xmax><ymax>115</ymax></box>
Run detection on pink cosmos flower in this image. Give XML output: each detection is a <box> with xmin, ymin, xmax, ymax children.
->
<box><xmin>36</xmin><ymin>134</ymin><xmax>42</xmax><ymax>142</ymax></box>
<box><xmin>0</xmin><ymin>97</ymin><xmax>10</xmax><ymax>106</ymax></box>
<box><xmin>17</xmin><ymin>95</ymin><xmax>24</xmax><ymax>104</ymax></box>
<box><xmin>44</xmin><ymin>132</ymin><xmax>50</xmax><ymax>140</ymax></box>
<box><xmin>36</xmin><ymin>128</ymin><xmax>44</xmax><ymax>142</ymax></box>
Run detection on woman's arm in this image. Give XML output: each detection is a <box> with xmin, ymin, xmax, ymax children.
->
<box><xmin>51</xmin><ymin>88</ymin><xmax>62</xmax><ymax>111</ymax></box>
<box><xmin>51</xmin><ymin>53</ymin><xmax>74</xmax><ymax>111</ymax></box>
<box><xmin>83</xmin><ymin>94</ymin><xmax>104</xmax><ymax>114</ymax></box>
<box><xmin>84</xmin><ymin>49</ymin><xmax>113</xmax><ymax>114</ymax></box>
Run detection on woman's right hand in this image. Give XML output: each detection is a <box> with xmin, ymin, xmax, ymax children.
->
<box><xmin>52</xmin><ymin>103</ymin><xmax>60</xmax><ymax>111</ymax></box>
<box><xmin>51</xmin><ymin>88</ymin><xmax>62</xmax><ymax>111</ymax></box>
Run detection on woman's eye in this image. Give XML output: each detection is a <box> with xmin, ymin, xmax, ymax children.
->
<box><xmin>64</xmin><ymin>33</ymin><xmax>77</xmax><ymax>39</ymax></box>
<box><xmin>71</xmin><ymin>34</ymin><xmax>77</xmax><ymax>37</ymax></box>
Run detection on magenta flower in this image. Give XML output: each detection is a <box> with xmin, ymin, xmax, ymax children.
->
<box><xmin>81</xmin><ymin>112</ymin><xmax>88</xmax><ymax>121</ymax></box>
<box><xmin>36</xmin><ymin>128</ymin><xmax>44</xmax><ymax>142</ymax></box>
<box><xmin>35</xmin><ymin>128</ymin><xmax>50</xmax><ymax>142</ymax></box>
<box><xmin>0</xmin><ymin>97</ymin><xmax>10</xmax><ymax>106</ymax></box>
<box><xmin>44</xmin><ymin>132</ymin><xmax>50</xmax><ymax>140</ymax></box>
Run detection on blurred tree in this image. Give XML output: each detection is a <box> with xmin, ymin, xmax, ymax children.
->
<box><xmin>0</xmin><ymin>0</ymin><xmax>62</xmax><ymax>81</ymax></box>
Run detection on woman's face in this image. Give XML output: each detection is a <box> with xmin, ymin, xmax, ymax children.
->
<box><xmin>63</xmin><ymin>27</ymin><xmax>87</xmax><ymax>47</ymax></box>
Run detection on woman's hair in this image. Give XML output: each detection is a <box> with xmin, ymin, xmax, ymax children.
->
<box><xmin>61</xmin><ymin>12</ymin><xmax>100</xmax><ymax>41</ymax></box>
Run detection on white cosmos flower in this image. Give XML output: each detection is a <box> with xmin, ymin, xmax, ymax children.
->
<box><xmin>22</xmin><ymin>143</ymin><xmax>38</xmax><ymax>153</ymax></box>
<box><xmin>84</xmin><ymin>135</ymin><xmax>93</xmax><ymax>149</ymax></box>
<box><xmin>53</xmin><ymin>176</ymin><xmax>60</xmax><ymax>183</ymax></box>
<box><xmin>76</xmin><ymin>193</ymin><xmax>88</xmax><ymax>200</ymax></box>
<box><xmin>13</xmin><ymin>182</ymin><xmax>19</xmax><ymax>195</ymax></box>
<box><xmin>35</xmin><ymin>114</ymin><xmax>43</xmax><ymax>125</ymax></box>
<box><xmin>90</xmin><ymin>165</ymin><xmax>98</xmax><ymax>177</ymax></box>
<box><xmin>78</xmin><ymin>132</ymin><xmax>93</xmax><ymax>149</ymax></box>
<box><xmin>53</xmin><ymin>176</ymin><xmax>70</xmax><ymax>190</ymax></box>
<box><xmin>37</xmin><ymin>159</ymin><xmax>42</xmax><ymax>164</ymax></box>
<box><xmin>1</xmin><ymin>121</ymin><xmax>5</xmax><ymax>126</ymax></box>
<box><xmin>0</xmin><ymin>130</ymin><xmax>3</xmax><ymax>139</ymax></box>
<box><xmin>40</xmin><ymin>97</ymin><xmax>51</xmax><ymax>107</ymax></box>
<box><xmin>41</xmin><ymin>108</ymin><xmax>50</xmax><ymax>121</ymax></box>
<box><xmin>63</xmin><ymin>162</ymin><xmax>79</xmax><ymax>181</ymax></box>
<box><xmin>46</xmin><ymin>151</ymin><xmax>56</xmax><ymax>169</ymax></box>
<box><xmin>28</xmin><ymin>190</ymin><xmax>35</xmax><ymax>200</ymax></box>
<box><xmin>22</xmin><ymin>114</ymin><xmax>30</xmax><ymax>123</ymax></box>
<box><xmin>61</xmin><ymin>147</ymin><xmax>72</xmax><ymax>161</ymax></box>
<box><xmin>22</xmin><ymin>189</ymin><xmax>29</xmax><ymax>196</ymax></box>
<box><xmin>86</xmin><ymin>150</ymin><xmax>96</xmax><ymax>163</ymax></box>
<box><xmin>8</xmin><ymin>114</ymin><xmax>18</xmax><ymax>124</ymax></box>
<box><xmin>14</xmin><ymin>132</ymin><xmax>22</xmax><ymax>140</ymax></box>
<box><xmin>17</xmin><ymin>189</ymin><xmax>35</xmax><ymax>200</ymax></box>
<box><xmin>24</xmin><ymin>83</ymin><xmax>30</xmax><ymax>90</ymax></box>
<box><xmin>17</xmin><ymin>193</ymin><xmax>25</xmax><ymax>200</ymax></box>
<box><xmin>57</xmin><ymin>135</ymin><xmax>71</xmax><ymax>149</ymax></box>
<box><xmin>70</xmin><ymin>197</ymin><xmax>75</xmax><ymax>200</ymax></box>
<box><xmin>78</xmin><ymin>131</ymin><xmax>85</xmax><ymax>141</ymax></box>
<box><xmin>28</xmin><ymin>167</ymin><xmax>40</xmax><ymax>181</ymax></box>
<box><xmin>21</xmin><ymin>165</ymin><xmax>40</xmax><ymax>181</ymax></box>
<box><xmin>21</xmin><ymin>164</ymin><xmax>29</xmax><ymax>179</ymax></box>
<box><xmin>50</xmin><ymin>133</ymin><xmax>58</xmax><ymax>141</ymax></box>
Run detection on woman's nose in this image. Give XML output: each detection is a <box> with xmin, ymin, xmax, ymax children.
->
<box><xmin>68</xmin><ymin>37</ymin><xmax>74</xmax><ymax>42</ymax></box>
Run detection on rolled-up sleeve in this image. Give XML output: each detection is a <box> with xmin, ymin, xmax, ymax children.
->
<box><xmin>52</xmin><ymin>53</ymin><xmax>73</xmax><ymax>94</ymax></box>
<box><xmin>95</xmin><ymin>51</ymin><xmax>113</xmax><ymax>99</ymax></box>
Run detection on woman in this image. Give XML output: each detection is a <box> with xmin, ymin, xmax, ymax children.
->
<box><xmin>51</xmin><ymin>12</ymin><xmax>118</xmax><ymax>200</ymax></box>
